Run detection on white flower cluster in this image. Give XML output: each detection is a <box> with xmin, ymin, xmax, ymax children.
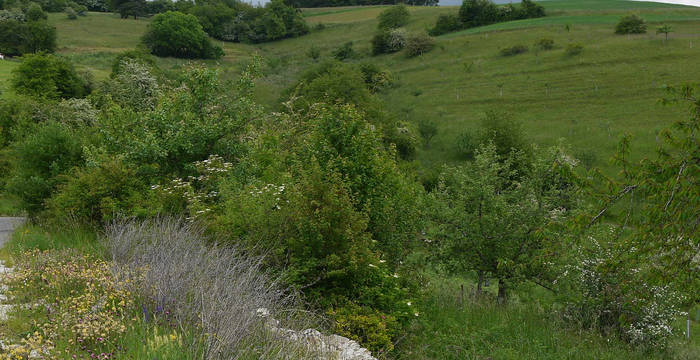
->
<box><xmin>249</xmin><ymin>183</ymin><xmax>287</xmax><ymax>210</ymax></box>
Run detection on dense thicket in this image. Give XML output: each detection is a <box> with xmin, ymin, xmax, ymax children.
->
<box><xmin>0</xmin><ymin>4</ymin><xmax>56</xmax><ymax>56</ymax></box>
<box><xmin>430</xmin><ymin>0</ymin><xmax>545</xmax><ymax>36</ymax></box>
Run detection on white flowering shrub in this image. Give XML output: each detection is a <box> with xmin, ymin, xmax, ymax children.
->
<box><xmin>560</xmin><ymin>230</ymin><xmax>686</xmax><ymax>349</ymax></box>
<box><xmin>151</xmin><ymin>155</ymin><xmax>232</xmax><ymax>220</ymax></box>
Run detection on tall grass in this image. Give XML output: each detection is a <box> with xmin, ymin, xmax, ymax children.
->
<box><xmin>394</xmin><ymin>273</ymin><xmax>699</xmax><ymax>360</ymax></box>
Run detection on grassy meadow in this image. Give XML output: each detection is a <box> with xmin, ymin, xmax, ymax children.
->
<box><xmin>31</xmin><ymin>0</ymin><xmax>700</xmax><ymax>174</ymax></box>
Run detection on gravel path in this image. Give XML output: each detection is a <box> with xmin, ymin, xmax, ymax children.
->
<box><xmin>0</xmin><ymin>217</ymin><xmax>25</xmax><ymax>248</ymax></box>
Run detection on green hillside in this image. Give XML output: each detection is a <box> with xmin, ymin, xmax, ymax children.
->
<box><xmin>21</xmin><ymin>1</ymin><xmax>699</xmax><ymax>174</ymax></box>
<box><xmin>1</xmin><ymin>1</ymin><xmax>699</xmax><ymax>358</ymax></box>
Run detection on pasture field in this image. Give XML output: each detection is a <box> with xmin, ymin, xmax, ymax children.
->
<box><xmin>48</xmin><ymin>2</ymin><xmax>700</xmax><ymax>174</ymax></box>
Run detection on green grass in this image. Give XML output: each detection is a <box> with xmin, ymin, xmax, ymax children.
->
<box><xmin>1</xmin><ymin>223</ymin><xmax>103</xmax><ymax>259</ymax></box>
<box><xmin>0</xmin><ymin>59</ymin><xmax>18</xmax><ymax>99</ymax></box>
<box><xmin>396</xmin><ymin>272</ymin><xmax>700</xmax><ymax>360</ymax></box>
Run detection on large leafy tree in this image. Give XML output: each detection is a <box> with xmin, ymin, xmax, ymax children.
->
<box><xmin>141</xmin><ymin>11</ymin><xmax>223</xmax><ymax>59</ymax></box>
<box><xmin>429</xmin><ymin>143</ymin><xmax>580</xmax><ymax>302</ymax></box>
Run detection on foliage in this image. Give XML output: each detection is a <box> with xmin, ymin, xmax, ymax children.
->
<box><xmin>332</xmin><ymin>41</ymin><xmax>356</xmax><ymax>60</ymax></box>
<box><xmin>66</xmin><ymin>7</ymin><xmax>77</xmax><ymax>19</ymax></box>
<box><xmin>285</xmin><ymin>0</ymin><xmax>436</xmax><ymax>7</ymax></box>
<box><xmin>428</xmin><ymin>13</ymin><xmax>460</xmax><ymax>36</ymax></box>
<box><xmin>359</xmin><ymin>62</ymin><xmax>392</xmax><ymax>93</ymax></box>
<box><xmin>6</xmin><ymin>121</ymin><xmax>84</xmax><ymax>215</ymax></box>
<box><xmin>558</xmin><ymin>230</ymin><xmax>687</xmax><ymax>350</ymax></box>
<box><xmin>429</xmin><ymin>143</ymin><xmax>580</xmax><ymax>301</ymax></box>
<box><xmin>656</xmin><ymin>24</ymin><xmax>673</xmax><ymax>40</ymax></box>
<box><xmin>307</xmin><ymin>44</ymin><xmax>321</xmax><ymax>61</ymax></box>
<box><xmin>417</xmin><ymin>119</ymin><xmax>438</xmax><ymax>146</ymax></box>
<box><xmin>377</xmin><ymin>4</ymin><xmax>410</xmax><ymax>30</ymax></box>
<box><xmin>142</xmin><ymin>11</ymin><xmax>223</xmax><ymax>59</ymax></box>
<box><xmin>405</xmin><ymin>33</ymin><xmax>435</xmax><ymax>57</ymax></box>
<box><xmin>284</xmin><ymin>61</ymin><xmax>417</xmax><ymax>160</ymax></box>
<box><xmin>615</xmin><ymin>14</ymin><xmax>646</xmax><ymax>34</ymax></box>
<box><xmin>0</xmin><ymin>19</ymin><xmax>56</xmax><ymax>56</ymax></box>
<box><xmin>330</xmin><ymin>304</ymin><xmax>399</xmax><ymax>354</ymax></box>
<box><xmin>110</xmin><ymin>49</ymin><xmax>157</xmax><ymax>77</ymax></box>
<box><xmin>25</xmin><ymin>3</ymin><xmax>47</xmax><ymax>21</ymax></box>
<box><xmin>103</xmin><ymin>59</ymin><xmax>161</xmax><ymax>110</ymax></box>
<box><xmin>371</xmin><ymin>28</ymin><xmax>406</xmax><ymax>55</ymax></box>
<box><xmin>565</xmin><ymin>42</ymin><xmax>584</xmax><ymax>56</ymax></box>
<box><xmin>11</xmin><ymin>52</ymin><xmax>90</xmax><ymax>99</ymax></box>
<box><xmin>500</xmin><ymin>44</ymin><xmax>528</xmax><ymax>56</ymax></box>
<box><xmin>46</xmin><ymin>158</ymin><xmax>148</xmax><ymax>224</ymax></box>
<box><xmin>431</xmin><ymin>0</ymin><xmax>545</xmax><ymax>36</ymax></box>
<box><xmin>188</xmin><ymin>0</ymin><xmax>308</xmax><ymax>44</ymax></box>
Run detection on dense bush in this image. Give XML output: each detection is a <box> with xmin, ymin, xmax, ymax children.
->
<box><xmin>500</xmin><ymin>44</ymin><xmax>528</xmax><ymax>56</ymax></box>
<box><xmin>377</xmin><ymin>4</ymin><xmax>410</xmax><ymax>30</ymax></box>
<box><xmin>332</xmin><ymin>41</ymin><xmax>356</xmax><ymax>60</ymax></box>
<box><xmin>12</xmin><ymin>53</ymin><xmax>91</xmax><ymax>99</ymax></box>
<box><xmin>359</xmin><ymin>62</ymin><xmax>393</xmax><ymax>93</ymax></box>
<box><xmin>615</xmin><ymin>14</ymin><xmax>647</xmax><ymax>34</ymax></box>
<box><xmin>405</xmin><ymin>33</ymin><xmax>435</xmax><ymax>57</ymax></box>
<box><xmin>142</xmin><ymin>11</ymin><xmax>223</xmax><ymax>59</ymax></box>
<box><xmin>66</xmin><ymin>7</ymin><xmax>77</xmax><ymax>19</ymax></box>
<box><xmin>371</xmin><ymin>28</ymin><xmax>406</xmax><ymax>55</ymax></box>
<box><xmin>0</xmin><ymin>19</ymin><xmax>56</xmax><ymax>56</ymax></box>
<box><xmin>7</xmin><ymin>121</ymin><xmax>84</xmax><ymax>215</ymax></box>
<box><xmin>25</xmin><ymin>3</ymin><xmax>47</xmax><ymax>21</ymax></box>
<box><xmin>109</xmin><ymin>49</ymin><xmax>157</xmax><ymax>77</ymax></box>
<box><xmin>187</xmin><ymin>0</ymin><xmax>308</xmax><ymax>44</ymax></box>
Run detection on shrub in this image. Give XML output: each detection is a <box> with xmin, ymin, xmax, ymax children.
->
<box><xmin>332</xmin><ymin>41</ymin><xmax>356</xmax><ymax>60</ymax></box>
<box><xmin>500</xmin><ymin>44</ymin><xmax>528</xmax><ymax>56</ymax></box>
<box><xmin>47</xmin><ymin>158</ymin><xmax>147</xmax><ymax>224</ymax></box>
<box><xmin>142</xmin><ymin>11</ymin><xmax>223</xmax><ymax>59</ymax></box>
<box><xmin>307</xmin><ymin>45</ymin><xmax>321</xmax><ymax>61</ymax></box>
<box><xmin>12</xmin><ymin>53</ymin><xmax>91</xmax><ymax>99</ymax></box>
<box><xmin>66</xmin><ymin>7</ymin><xmax>78</xmax><ymax>19</ymax></box>
<box><xmin>429</xmin><ymin>13</ymin><xmax>460</xmax><ymax>36</ymax></box>
<box><xmin>371</xmin><ymin>28</ymin><xmax>406</xmax><ymax>55</ymax></box>
<box><xmin>534</xmin><ymin>38</ymin><xmax>554</xmax><ymax>51</ymax></box>
<box><xmin>0</xmin><ymin>20</ymin><xmax>56</xmax><ymax>56</ymax></box>
<box><xmin>455</xmin><ymin>130</ymin><xmax>477</xmax><ymax>159</ymax></box>
<box><xmin>418</xmin><ymin>118</ymin><xmax>438</xmax><ymax>146</ymax></box>
<box><xmin>110</xmin><ymin>49</ymin><xmax>157</xmax><ymax>77</ymax></box>
<box><xmin>26</xmin><ymin>3</ymin><xmax>48</xmax><ymax>21</ymax></box>
<box><xmin>7</xmin><ymin>121</ymin><xmax>84</xmax><ymax>215</ymax></box>
<box><xmin>405</xmin><ymin>33</ymin><xmax>435</xmax><ymax>57</ymax></box>
<box><xmin>565</xmin><ymin>43</ymin><xmax>584</xmax><ymax>56</ymax></box>
<box><xmin>105</xmin><ymin>59</ymin><xmax>161</xmax><ymax>110</ymax></box>
<box><xmin>615</xmin><ymin>14</ymin><xmax>646</xmax><ymax>34</ymax></box>
<box><xmin>0</xmin><ymin>8</ymin><xmax>25</xmax><ymax>22</ymax></box>
<box><xmin>377</xmin><ymin>4</ymin><xmax>410</xmax><ymax>30</ymax></box>
<box><xmin>330</xmin><ymin>304</ymin><xmax>399</xmax><ymax>354</ymax></box>
<box><xmin>560</xmin><ymin>231</ymin><xmax>687</xmax><ymax>349</ymax></box>
<box><xmin>359</xmin><ymin>62</ymin><xmax>392</xmax><ymax>93</ymax></box>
